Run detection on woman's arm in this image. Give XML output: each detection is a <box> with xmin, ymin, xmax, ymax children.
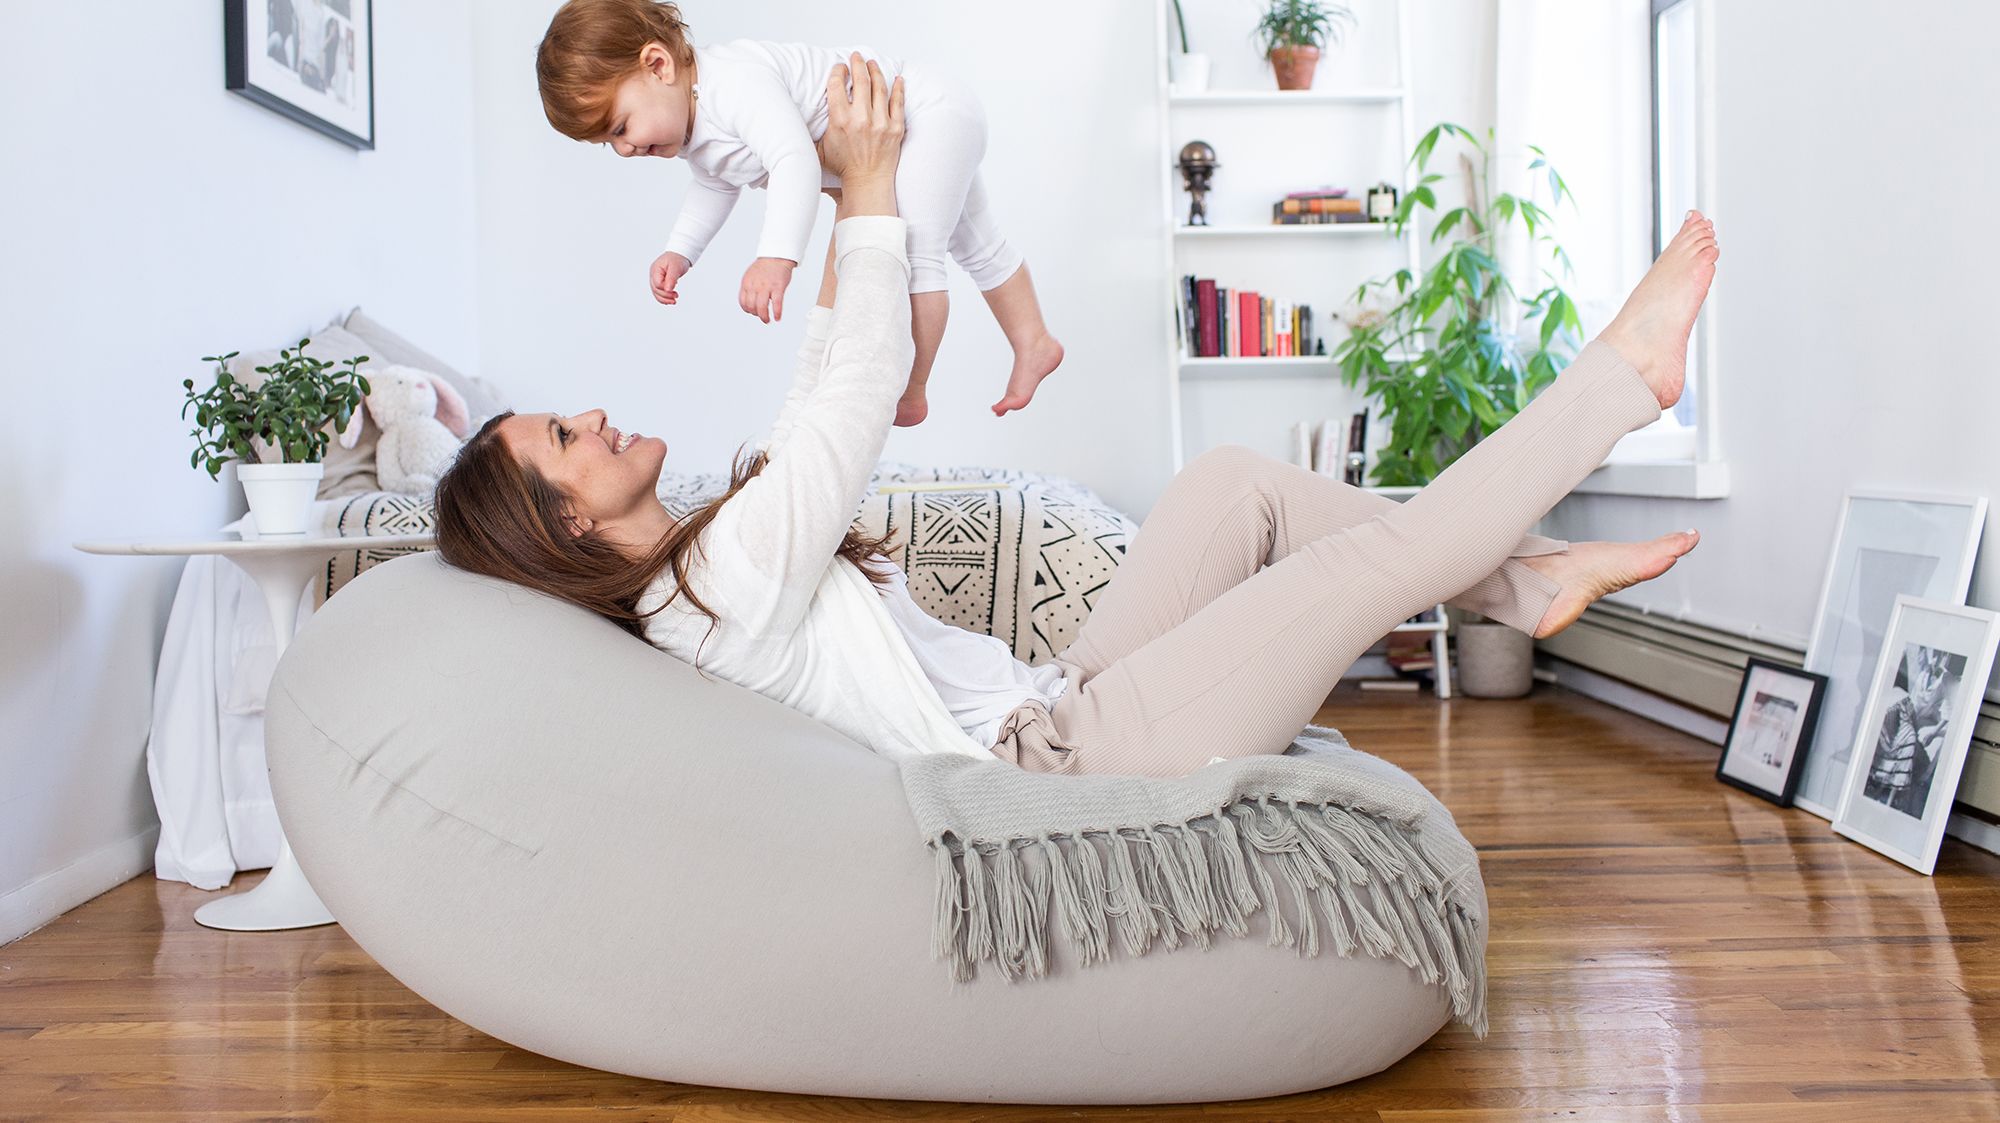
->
<box><xmin>698</xmin><ymin>58</ymin><xmax>909</xmax><ymax>638</ymax></box>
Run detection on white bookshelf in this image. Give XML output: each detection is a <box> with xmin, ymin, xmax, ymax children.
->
<box><xmin>1169</xmin><ymin>88</ymin><xmax>1406</xmax><ymax>106</ymax></box>
<box><xmin>1174</xmin><ymin>223</ymin><xmax>1396</xmax><ymax>238</ymax></box>
<box><xmin>1158</xmin><ymin>0</ymin><xmax>1449</xmax><ymax>696</ymax></box>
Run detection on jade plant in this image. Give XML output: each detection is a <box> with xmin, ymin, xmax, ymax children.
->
<box><xmin>182</xmin><ymin>340</ymin><xmax>371</xmax><ymax>479</ymax></box>
<box><xmin>1333</xmin><ymin>122</ymin><xmax>1584</xmax><ymax>486</ymax></box>
<box><xmin>1253</xmin><ymin>0</ymin><xmax>1356</xmax><ymax>54</ymax></box>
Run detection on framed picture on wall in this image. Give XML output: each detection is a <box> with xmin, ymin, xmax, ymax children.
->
<box><xmin>1831</xmin><ymin>596</ymin><xmax>2000</xmax><ymax>874</ymax></box>
<box><xmin>224</xmin><ymin>0</ymin><xmax>376</xmax><ymax>150</ymax></box>
<box><xmin>1792</xmin><ymin>491</ymin><xmax>1987</xmax><ymax>818</ymax></box>
<box><xmin>1715</xmin><ymin>658</ymin><xmax>1827</xmax><ymax>806</ymax></box>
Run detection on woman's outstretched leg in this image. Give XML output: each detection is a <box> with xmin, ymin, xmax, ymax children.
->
<box><xmin>1038</xmin><ymin>214</ymin><xmax>1717</xmax><ymax>777</ymax></box>
<box><xmin>1055</xmin><ymin>445</ymin><xmax>1577</xmax><ymax>684</ymax></box>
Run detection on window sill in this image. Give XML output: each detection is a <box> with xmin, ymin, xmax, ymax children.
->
<box><xmin>1573</xmin><ymin>459</ymin><xmax>1731</xmax><ymax>499</ymax></box>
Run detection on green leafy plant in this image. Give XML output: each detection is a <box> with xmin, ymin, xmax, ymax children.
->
<box><xmin>1254</xmin><ymin>0</ymin><xmax>1356</xmax><ymax>53</ymax></box>
<box><xmin>1170</xmin><ymin>0</ymin><xmax>1190</xmax><ymax>52</ymax></box>
<box><xmin>181</xmin><ymin>340</ymin><xmax>371</xmax><ymax>479</ymax></box>
<box><xmin>1333</xmin><ymin>122</ymin><xmax>1583</xmax><ymax>486</ymax></box>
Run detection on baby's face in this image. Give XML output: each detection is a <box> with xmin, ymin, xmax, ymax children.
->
<box><xmin>600</xmin><ymin>65</ymin><xmax>690</xmax><ymax>160</ymax></box>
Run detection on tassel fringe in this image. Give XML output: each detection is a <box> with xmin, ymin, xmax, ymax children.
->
<box><xmin>929</xmin><ymin>795</ymin><xmax>1488</xmax><ymax>1036</ymax></box>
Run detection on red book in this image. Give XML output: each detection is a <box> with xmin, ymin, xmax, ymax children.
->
<box><xmin>1238</xmin><ymin>291</ymin><xmax>1260</xmax><ymax>357</ymax></box>
<box><xmin>1195</xmin><ymin>279</ymin><xmax>1220</xmax><ymax>357</ymax></box>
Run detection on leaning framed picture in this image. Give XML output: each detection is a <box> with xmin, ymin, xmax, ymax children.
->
<box><xmin>1715</xmin><ymin>658</ymin><xmax>1828</xmax><ymax>806</ymax></box>
<box><xmin>1792</xmin><ymin>491</ymin><xmax>1987</xmax><ymax>818</ymax></box>
<box><xmin>224</xmin><ymin>0</ymin><xmax>376</xmax><ymax>150</ymax></box>
<box><xmin>1831</xmin><ymin>596</ymin><xmax>2000</xmax><ymax>874</ymax></box>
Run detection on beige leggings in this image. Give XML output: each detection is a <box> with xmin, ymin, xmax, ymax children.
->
<box><xmin>988</xmin><ymin>340</ymin><xmax>1662</xmax><ymax>778</ymax></box>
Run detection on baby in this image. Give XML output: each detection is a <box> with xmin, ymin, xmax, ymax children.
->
<box><xmin>537</xmin><ymin>0</ymin><xmax>1065</xmax><ymax>426</ymax></box>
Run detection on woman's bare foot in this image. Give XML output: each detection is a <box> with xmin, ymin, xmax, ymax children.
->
<box><xmin>990</xmin><ymin>333</ymin><xmax>1065</xmax><ymax>417</ymax></box>
<box><xmin>894</xmin><ymin>389</ymin><xmax>929</xmax><ymax>427</ymax></box>
<box><xmin>1598</xmin><ymin>212</ymin><xmax>1720</xmax><ymax>411</ymax></box>
<box><xmin>1521</xmin><ymin>530</ymin><xmax>1701</xmax><ymax>638</ymax></box>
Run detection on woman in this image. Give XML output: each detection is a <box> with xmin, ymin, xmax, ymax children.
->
<box><xmin>434</xmin><ymin>56</ymin><xmax>1719</xmax><ymax>779</ymax></box>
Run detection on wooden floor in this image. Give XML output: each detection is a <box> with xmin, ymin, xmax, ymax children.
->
<box><xmin>5</xmin><ymin>682</ymin><xmax>2000</xmax><ymax>1121</ymax></box>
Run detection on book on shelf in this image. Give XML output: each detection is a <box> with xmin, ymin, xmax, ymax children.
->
<box><xmin>1312</xmin><ymin>418</ymin><xmax>1340</xmax><ymax>474</ymax></box>
<box><xmin>1290</xmin><ymin>421</ymin><xmax>1313</xmax><ymax>470</ymax></box>
<box><xmin>1284</xmin><ymin>187</ymin><xmax>1350</xmax><ymax>199</ymax></box>
<box><xmin>1195</xmin><ymin>278</ymin><xmax>1220</xmax><ymax>357</ymax></box>
<box><xmin>1272</xmin><ymin>211</ymin><xmax>1375</xmax><ymax>225</ymax></box>
<box><xmin>1358</xmin><ymin>679</ymin><xmax>1422</xmax><ymax>692</ymax></box>
<box><xmin>1344</xmin><ymin>409</ymin><xmax>1369</xmax><ymax>486</ymax></box>
<box><xmin>1275</xmin><ymin>196</ymin><xmax>1365</xmax><ymax>215</ymax></box>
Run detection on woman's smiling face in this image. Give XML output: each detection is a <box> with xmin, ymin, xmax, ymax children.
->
<box><xmin>498</xmin><ymin>410</ymin><xmax>667</xmax><ymax>536</ymax></box>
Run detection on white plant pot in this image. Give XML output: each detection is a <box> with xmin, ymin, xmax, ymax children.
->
<box><xmin>1168</xmin><ymin>52</ymin><xmax>1211</xmax><ymax>94</ymax></box>
<box><xmin>1456</xmin><ymin>620</ymin><xmax>1535</xmax><ymax>698</ymax></box>
<box><xmin>237</xmin><ymin>461</ymin><xmax>324</xmax><ymax>536</ymax></box>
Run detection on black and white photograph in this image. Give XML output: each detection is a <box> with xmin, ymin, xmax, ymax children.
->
<box><xmin>224</xmin><ymin>0</ymin><xmax>375</xmax><ymax>149</ymax></box>
<box><xmin>1860</xmin><ymin>643</ymin><xmax>1966</xmax><ymax>818</ymax></box>
<box><xmin>1834</xmin><ymin>596</ymin><xmax>2000</xmax><ymax>874</ymax></box>
<box><xmin>1792</xmin><ymin>491</ymin><xmax>1986</xmax><ymax>818</ymax></box>
<box><xmin>1715</xmin><ymin>657</ymin><xmax>1827</xmax><ymax>805</ymax></box>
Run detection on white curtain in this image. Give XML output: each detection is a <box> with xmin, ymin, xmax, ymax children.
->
<box><xmin>1493</xmin><ymin>0</ymin><xmax>1653</xmax><ymax>342</ymax></box>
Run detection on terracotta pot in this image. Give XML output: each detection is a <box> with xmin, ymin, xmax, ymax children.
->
<box><xmin>1269</xmin><ymin>44</ymin><xmax>1321</xmax><ymax>91</ymax></box>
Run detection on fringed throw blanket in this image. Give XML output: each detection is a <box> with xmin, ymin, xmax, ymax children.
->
<box><xmin>901</xmin><ymin>725</ymin><xmax>1489</xmax><ymax>1036</ymax></box>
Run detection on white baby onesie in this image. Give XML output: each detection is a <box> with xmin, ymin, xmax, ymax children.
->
<box><xmin>663</xmin><ymin>39</ymin><xmax>1022</xmax><ymax>295</ymax></box>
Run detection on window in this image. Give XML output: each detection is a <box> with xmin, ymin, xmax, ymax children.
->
<box><xmin>1644</xmin><ymin>0</ymin><xmax>1702</xmax><ymax>435</ymax></box>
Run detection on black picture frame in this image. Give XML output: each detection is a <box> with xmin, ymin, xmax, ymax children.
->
<box><xmin>1715</xmin><ymin>657</ymin><xmax>1828</xmax><ymax>807</ymax></box>
<box><xmin>224</xmin><ymin>0</ymin><xmax>376</xmax><ymax>150</ymax></box>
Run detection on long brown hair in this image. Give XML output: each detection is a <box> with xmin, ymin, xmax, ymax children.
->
<box><xmin>432</xmin><ymin>412</ymin><xmax>901</xmax><ymax>665</ymax></box>
<box><xmin>536</xmin><ymin>0</ymin><xmax>696</xmax><ymax>141</ymax></box>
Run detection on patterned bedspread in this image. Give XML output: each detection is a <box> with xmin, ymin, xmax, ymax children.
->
<box><xmin>313</xmin><ymin>463</ymin><xmax>1138</xmax><ymax>666</ymax></box>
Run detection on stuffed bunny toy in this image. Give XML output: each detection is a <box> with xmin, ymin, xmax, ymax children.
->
<box><xmin>335</xmin><ymin>364</ymin><xmax>472</xmax><ymax>494</ymax></box>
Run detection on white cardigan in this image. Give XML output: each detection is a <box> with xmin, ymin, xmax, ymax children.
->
<box><xmin>637</xmin><ymin>216</ymin><xmax>1063</xmax><ymax>761</ymax></box>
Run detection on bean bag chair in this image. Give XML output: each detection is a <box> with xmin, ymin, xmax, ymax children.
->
<box><xmin>264</xmin><ymin>551</ymin><xmax>1487</xmax><ymax>1104</ymax></box>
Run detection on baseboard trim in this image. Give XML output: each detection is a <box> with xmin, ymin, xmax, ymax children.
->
<box><xmin>1538</xmin><ymin>602</ymin><xmax>2000</xmax><ymax>857</ymax></box>
<box><xmin>0</xmin><ymin>827</ymin><xmax>159</xmax><ymax>948</ymax></box>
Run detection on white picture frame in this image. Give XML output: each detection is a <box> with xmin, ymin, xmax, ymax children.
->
<box><xmin>1793</xmin><ymin>491</ymin><xmax>1987</xmax><ymax>818</ymax></box>
<box><xmin>1831</xmin><ymin>596</ymin><xmax>2000</xmax><ymax>874</ymax></box>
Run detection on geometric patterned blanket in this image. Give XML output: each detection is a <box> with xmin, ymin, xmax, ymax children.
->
<box><xmin>313</xmin><ymin>461</ymin><xmax>1138</xmax><ymax>667</ymax></box>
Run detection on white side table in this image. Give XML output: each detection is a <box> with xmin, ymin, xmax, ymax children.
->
<box><xmin>75</xmin><ymin>529</ymin><xmax>436</xmax><ymax>931</ymax></box>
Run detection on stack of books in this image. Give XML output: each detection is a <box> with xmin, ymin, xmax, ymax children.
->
<box><xmin>1272</xmin><ymin>188</ymin><xmax>1369</xmax><ymax>225</ymax></box>
<box><xmin>1178</xmin><ymin>276</ymin><xmax>1321</xmax><ymax>358</ymax></box>
<box><xmin>1290</xmin><ymin>409</ymin><xmax>1370</xmax><ymax>486</ymax></box>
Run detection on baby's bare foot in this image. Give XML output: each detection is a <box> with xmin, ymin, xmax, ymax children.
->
<box><xmin>990</xmin><ymin>333</ymin><xmax>1065</xmax><ymax>417</ymax></box>
<box><xmin>1598</xmin><ymin>212</ymin><xmax>1720</xmax><ymax>411</ymax></box>
<box><xmin>1521</xmin><ymin>531</ymin><xmax>1700</xmax><ymax>638</ymax></box>
<box><xmin>894</xmin><ymin>390</ymin><xmax>929</xmax><ymax>427</ymax></box>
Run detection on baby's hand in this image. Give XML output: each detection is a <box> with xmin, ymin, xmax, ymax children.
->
<box><xmin>650</xmin><ymin>251</ymin><xmax>692</xmax><ymax>306</ymax></box>
<box><xmin>740</xmin><ymin>257</ymin><xmax>796</xmax><ymax>323</ymax></box>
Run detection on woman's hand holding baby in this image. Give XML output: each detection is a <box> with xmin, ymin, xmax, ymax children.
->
<box><xmin>739</xmin><ymin>256</ymin><xmax>795</xmax><ymax>323</ymax></box>
<box><xmin>817</xmin><ymin>54</ymin><xmax>905</xmax><ymax>221</ymax></box>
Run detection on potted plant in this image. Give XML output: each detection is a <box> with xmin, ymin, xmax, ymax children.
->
<box><xmin>1167</xmin><ymin>0</ymin><xmax>1210</xmax><ymax>94</ymax></box>
<box><xmin>1333</xmin><ymin>121</ymin><xmax>1583</xmax><ymax>486</ymax></box>
<box><xmin>183</xmin><ymin>339</ymin><xmax>370</xmax><ymax>535</ymax></box>
<box><xmin>1333</xmin><ymin>122</ymin><xmax>1583</xmax><ymax>692</ymax></box>
<box><xmin>1254</xmin><ymin>0</ymin><xmax>1356</xmax><ymax>91</ymax></box>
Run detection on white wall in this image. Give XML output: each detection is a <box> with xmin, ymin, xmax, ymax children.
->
<box><xmin>0</xmin><ymin>2</ymin><xmax>481</xmax><ymax>941</ymax></box>
<box><xmin>469</xmin><ymin>0</ymin><xmax>1493</xmax><ymax>518</ymax></box>
<box><xmin>470</xmin><ymin>0</ymin><xmax>1170</xmax><ymax>516</ymax></box>
<box><xmin>1538</xmin><ymin>2</ymin><xmax>2000</xmax><ymax>669</ymax></box>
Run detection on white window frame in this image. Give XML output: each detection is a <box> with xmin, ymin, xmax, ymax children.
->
<box><xmin>1580</xmin><ymin>0</ymin><xmax>1728</xmax><ymax>498</ymax></box>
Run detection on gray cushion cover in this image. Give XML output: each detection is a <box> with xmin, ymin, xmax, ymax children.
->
<box><xmin>264</xmin><ymin>552</ymin><xmax>1474</xmax><ymax>1103</ymax></box>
